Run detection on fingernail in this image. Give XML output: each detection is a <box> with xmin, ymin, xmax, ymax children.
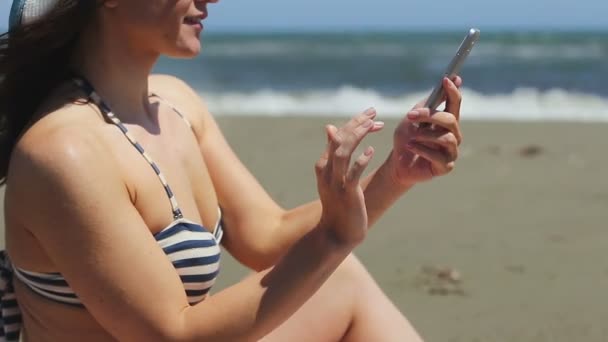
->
<box><xmin>363</xmin><ymin>120</ymin><xmax>373</xmax><ymax>128</ymax></box>
<box><xmin>374</xmin><ymin>121</ymin><xmax>385</xmax><ymax>128</ymax></box>
<box><xmin>407</xmin><ymin>110</ymin><xmax>419</xmax><ymax>119</ymax></box>
<box><xmin>364</xmin><ymin>146</ymin><xmax>374</xmax><ymax>156</ymax></box>
<box><xmin>365</xmin><ymin>107</ymin><xmax>376</xmax><ymax>116</ymax></box>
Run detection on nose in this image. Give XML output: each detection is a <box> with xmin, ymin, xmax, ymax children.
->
<box><xmin>195</xmin><ymin>0</ymin><xmax>219</xmax><ymax>8</ymax></box>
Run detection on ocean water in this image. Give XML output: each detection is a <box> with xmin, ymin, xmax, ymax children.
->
<box><xmin>154</xmin><ymin>31</ymin><xmax>608</xmax><ymax>121</ymax></box>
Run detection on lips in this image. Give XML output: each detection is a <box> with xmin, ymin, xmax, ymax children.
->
<box><xmin>184</xmin><ymin>13</ymin><xmax>207</xmax><ymax>25</ymax></box>
<box><xmin>184</xmin><ymin>17</ymin><xmax>201</xmax><ymax>25</ymax></box>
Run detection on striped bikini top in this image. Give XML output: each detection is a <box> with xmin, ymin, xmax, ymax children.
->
<box><xmin>0</xmin><ymin>76</ymin><xmax>224</xmax><ymax>342</ymax></box>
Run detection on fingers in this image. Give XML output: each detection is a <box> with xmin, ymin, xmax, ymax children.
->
<box><xmin>405</xmin><ymin>106</ymin><xmax>461</xmax><ymax>176</ymax></box>
<box><xmin>406</xmin><ymin>109</ymin><xmax>462</xmax><ymax>144</ymax></box>
<box><xmin>316</xmin><ymin>108</ymin><xmax>381</xmax><ymax>188</ymax></box>
<box><xmin>340</xmin><ymin>107</ymin><xmax>378</xmax><ymax>133</ymax></box>
<box><xmin>329</xmin><ymin>108</ymin><xmax>378</xmax><ymax>184</ymax></box>
<box><xmin>326</xmin><ymin>124</ymin><xmax>340</xmax><ymax>171</ymax></box>
<box><xmin>346</xmin><ymin>146</ymin><xmax>374</xmax><ymax>186</ymax></box>
<box><xmin>443</xmin><ymin>77</ymin><xmax>462</xmax><ymax>119</ymax></box>
<box><xmin>410</xmin><ymin>127</ymin><xmax>459</xmax><ymax>163</ymax></box>
<box><xmin>452</xmin><ymin>75</ymin><xmax>463</xmax><ymax>88</ymax></box>
<box><xmin>315</xmin><ymin>124</ymin><xmax>338</xmax><ymax>180</ymax></box>
<box><xmin>436</xmin><ymin>76</ymin><xmax>462</xmax><ymax>108</ymax></box>
<box><xmin>370</xmin><ymin>120</ymin><xmax>385</xmax><ymax>132</ymax></box>
<box><xmin>405</xmin><ymin>141</ymin><xmax>456</xmax><ymax>175</ymax></box>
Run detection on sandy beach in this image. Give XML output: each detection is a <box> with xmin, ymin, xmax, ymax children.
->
<box><xmin>2</xmin><ymin>118</ymin><xmax>607</xmax><ymax>341</ymax></box>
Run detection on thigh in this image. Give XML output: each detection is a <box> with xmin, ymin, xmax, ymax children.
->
<box><xmin>259</xmin><ymin>255</ymin><xmax>358</xmax><ymax>342</ymax></box>
<box><xmin>342</xmin><ymin>259</ymin><xmax>423</xmax><ymax>342</ymax></box>
<box><xmin>260</xmin><ymin>254</ymin><xmax>422</xmax><ymax>342</ymax></box>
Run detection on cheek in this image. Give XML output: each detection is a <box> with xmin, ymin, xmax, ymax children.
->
<box><xmin>129</xmin><ymin>1</ymin><xmax>183</xmax><ymax>36</ymax></box>
<box><xmin>161</xmin><ymin>16</ymin><xmax>184</xmax><ymax>40</ymax></box>
<box><xmin>174</xmin><ymin>0</ymin><xmax>192</xmax><ymax>14</ymax></box>
<box><xmin>131</xmin><ymin>11</ymin><xmax>183</xmax><ymax>49</ymax></box>
<box><xmin>124</xmin><ymin>0</ymin><xmax>199</xmax><ymax>56</ymax></box>
<box><xmin>156</xmin><ymin>3</ymin><xmax>189</xmax><ymax>41</ymax></box>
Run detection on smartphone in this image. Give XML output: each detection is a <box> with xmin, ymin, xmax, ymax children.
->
<box><xmin>424</xmin><ymin>28</ymin><xmax>480</xmax><ymax>112</ymax></box>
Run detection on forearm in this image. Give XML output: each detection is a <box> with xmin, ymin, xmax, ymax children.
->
<box><xmin>181</xmin><ymin>227</ymin><xmax>351</xmax><ymax>342</ymax></box>
<box><xmin>363</xmin><ymin>152</ymin><xmax>414</xmax><ymax>227</ymax></box>
<box><xmin>269</xmin><ymin>154</ymin><xmax>412</xmax><ymax>264</ymax></box>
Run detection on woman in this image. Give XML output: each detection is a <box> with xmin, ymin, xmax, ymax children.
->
<box><xmin>0</xmin><ymin>0</ymin><xmax>463</xmax><ymax>341</ymax></box>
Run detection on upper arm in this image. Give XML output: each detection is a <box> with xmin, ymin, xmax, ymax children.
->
<box><xmin>149</xmin><ymin>75</ymin><xmax>285</xmax><ymax>270</ymax></box>
<box><xmin>9</xmin><ymin>125</ymin><xmax>190</xmax><ymax>341</ymax></box>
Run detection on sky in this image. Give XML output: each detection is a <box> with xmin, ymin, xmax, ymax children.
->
<box><xmin>1</xmin><ymin>0</ymin><xmax>607</xmax><ymax>32</ymax></box>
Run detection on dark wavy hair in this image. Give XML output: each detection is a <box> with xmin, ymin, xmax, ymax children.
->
<box><xmin>0</xmin><ymin>0</ymin><xmax>98</xmax><ymax>184</ymax></box>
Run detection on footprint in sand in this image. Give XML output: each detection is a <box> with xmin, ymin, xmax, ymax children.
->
<box><xmin>414</xmin><ymin>265</ymin><xmax>467</xmax><ymax>297</ymax></box>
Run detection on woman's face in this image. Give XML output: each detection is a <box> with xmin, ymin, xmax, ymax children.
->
<box><xmin>101</xmin><ymin>0</ymin><xmax>217</xmax><ymax>58</ymax></box>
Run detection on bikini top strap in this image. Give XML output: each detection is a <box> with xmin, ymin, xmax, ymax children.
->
<box><xmin>149</xmin><ymin>93</ymin><xmax>194</xmax><ymax>129</ymax></box>
<box><xmin>72</xmin><ymin>77</ymin><xmax>184</xmax><ymax>220</ymax></box>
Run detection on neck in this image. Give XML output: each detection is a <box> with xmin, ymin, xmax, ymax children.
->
<box><xmin>71</xmin><ymin>23</ymin><xmax>159</xmax><ymax>123</ymax></box>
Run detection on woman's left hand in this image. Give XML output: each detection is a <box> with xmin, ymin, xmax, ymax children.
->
<box><xmin>389</xmin><ymin>76</ymin><xmax>464</xmax><ymax>187</ymax></box>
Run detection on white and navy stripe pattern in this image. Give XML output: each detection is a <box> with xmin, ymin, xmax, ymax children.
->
<box><xmin>0</xmin><ymin>252</ymin><xmax>21</xmax><ymax>342</ymax></box>
<box><xmin>73</xmin><ymin>76</ymin><xmax>224</xmax><ymax>304</ymax></box>
<box><xmin>0</xmin><ymin>76</ymin><xmax>224</xmax><ymax>341</ymax></box>
<box><xmin>0</xmin><ymin>219</ymin><xmax>224</xmax><ymax>342</ymax></box>
<box><xmin>13</xmin><ymin>268</ymin><xmax>82</xmax><ymax>307</ymax></box>
<box><xmin>154</xmin><ymin>214</ymin><xmax>223</xmax><ymax>304</ymax></box>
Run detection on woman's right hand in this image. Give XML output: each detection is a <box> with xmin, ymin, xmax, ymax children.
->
<box><xmin>314</xmin><ymin>108</ymin><xmax>384</xmax><ymax>247</ymax></box>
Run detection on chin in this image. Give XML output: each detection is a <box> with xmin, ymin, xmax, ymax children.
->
<box><xmin>167</xmin><ymin>39</ymin><xmax>202</xmax><ymax>59</ymax></box>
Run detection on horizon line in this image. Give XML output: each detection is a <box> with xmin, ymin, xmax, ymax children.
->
<box><xmin>2</xmin><ymin>25</ymin><xmax>607</xmax><ymax>34</ymax></box>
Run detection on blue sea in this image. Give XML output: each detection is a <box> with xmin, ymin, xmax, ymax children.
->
<box><xmin>154</xmin><ymin>31</ymin><xmax>608</xmax><ymax>121</ymax></box>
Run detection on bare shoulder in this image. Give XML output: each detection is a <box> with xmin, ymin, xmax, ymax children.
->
<box><xmin>13</xmin><ymin>96</ymin><xmax>109</xmax><ymax>168</ymax></box>
<box><xmin>6</xmin><ymin>98</ymin><xmax>121</xmax><ymax>225</ymax></box>
<box><xmin>148</xmin><ymin>74</ymin><xmax>211</xmax><ymax>137</ymax></box>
